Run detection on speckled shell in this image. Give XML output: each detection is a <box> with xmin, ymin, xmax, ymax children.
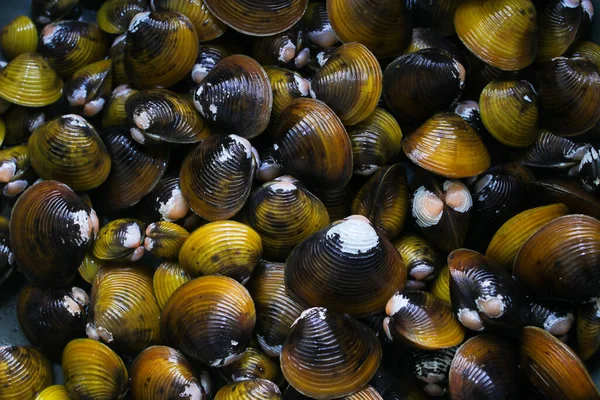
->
<box><xmin>152</xmin><ymin>261</ymin><xmax>192</xmax><ymax>309</ymax></box>
<box><xmin>203</xmin><ymin>0</ymin><xmax>308</xmax><ymax>36</ymax></box>
<box><xmin>29</xmin><ymin>114</ymin><xmax>111</xmax><ymax>191</ymax></box>
<box><xmin>64</xmin><ymin>59</ymin><xmax>112</xmax><ymax>117</ymax></box>
<box><xmin>281</xmin><ymin>307</ymin><xmax>381</xmax><ymax>399</ymax></box>
<box><xmin>152</xmin><ymin>0</ymin><xmax>227</xmax><ymax>42</ymax></box>
<box><xmin>38</xmin><ymin>21</ymin><xmax>108</xmax><ymax>79</ymax></box>
<box><xmin>17</xmin><ymin>285</ymin><xmax>88</xmax><ymax>360</ymax></box>
<box><xmin>242</xmin><ymin>177</ymin><xmax>329</xmax><ymax>261</ymax></box>
<box><xmin>130</xmin><ymin>345</ymin><xmax>209</xmax><ymax>400</ymax></box>
<box><xmin>87</xmin><ymin>265</ymin><xmax>160</xmax><ymax>353</ymax></box>
<box><xmin>62</xmin><ymin>338</ymin><xmax>128</xmax><ymax>400</ymax></box>
<box><xmin>0</xmin><ymin>53</ymin><xmax>63</xmax><ymax>107</ymax></box>
<box><xmin>93</xmin><ymin>219</ymin><xmax>146</xmax><ymax>262</ymax></box>
<box><xmin>126</xmin><ymin>88</ymin><xmax>210</xmax><ymax>144</ymax></box>
<box><xmin>191</xmin><ymin>44</ymin><xmax>231</xmax><ymax>84</ymax></box>
<box><xmin>144</xmin><ymin>221</ymin><xmax>189</xmax><ymax>260</ymax></box>
<box><xmin>224</xmin><ymin>342</ymin><xmax>281</xmax><ymax>383</ymax></box>
<box><xmin>1</xmin><ymin>16</ymin><xmax>38</xmax><ymax>60</ymax></box>
<box><xmin>264</xmin><ymin>66</ymin><xmax>312</xmax><ymax>135</ymax></box>
<box><xmin>125</xmin><ymin>11</ymin><xmax>199</xmax><ymax>89</ymax></box>
<box><xmin>285</xmin><ymin>215</ymin><xmax>406</xmax><ymax>317</ymax></box>
<box><xmin>100</xmin><ymin>126</ymin><xmax>169</xmax><ymax>210</ymax></box>
<box><xmin>31</xmin><ymin>0</ymin><xmax>79</xmax><ymax>24</ymax></box>
<box><xmin>247</xmin><ymin>261</ymin><xmax>305</xmax><ymax>357</ymax></box>
<box><xmin>312</xmin><ymin>43</ymin><xmax>382</xmax><ymax>126</ymax></box>
<box><xmin>215</xmin><ymin>379</ymin><xmax>282</xmax><ymax>399</ymax></box>
<box><xmin>97</xmin><ymin>0</ymin><xmax>149</xmax><ymax>34</ymax></box>
<box><xmin>141</xmin><ymin>173</ymin><xmax>189</xmax><ymax>222</ymax></box>
<box><xmin>0</xmin><ymin>346</ymin><xmax>52</xmax><ymax>399</ymax></box>
<box><xmin>10</xmin><ymin>180</ymin><xmax>96</xmax><ymax>287</ymax></box>
<box><xmin>179</xmin><ymin>134</ymin><xmax>257</xmax><ymax>220</ymax></box>
<box><xmin>193</xmin><ymin>55</ymin><xmax>272</xmax><ymax>139</ymax></box>
<box><xmin>271</xmin><ymin>98</ymin><xmax>352</xmax><ymax>190</ymax></box>
<box><xmin>179</xmin><ymin>220</ymin><xmax>262</xmax><ymax>284</ymax></box>
<box><xmin>161</xmin><ymin>276</ymin><xmax>256</xmax><ymax>367</ymax></box>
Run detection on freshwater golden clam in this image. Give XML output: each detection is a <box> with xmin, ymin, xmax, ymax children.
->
<box><xmin>536</xmin><ymin>0</ymin><xmax>582</xmax><ymax>62</ymax></box>
<box><xmin>144</xmin><ymin>221</ymin><xmax>189</xmax><ymax>260</ymax></box>
<box><xmin>102</xmin><ymin>84</ymin><xmax>139</xmax><ymax>128</ymax></box>
<box><xmin>577</xmin><ymin>299</ymin><xmax>600</xmax><ymax>360</ymax></box>
<box><xmin>3</xmin><ymin>105</ymin><xmax>45</xmax><ymax>146</ymax></box>
<box><xmin>215</xmin><ymin>379</ymin><xmax>282</xmax><ymax>400</ymax></box>
<box><xmin>152</xmin><ymin>261</ymin><xmax>192</xmax><ymax>309</ymax></box>
<box><xmin>151</xmin><ymin>0</ymin><xmax>227</xmax><ymax>42</ymax></box>
<box><xmin>264</xmin><ymin>66</ymin><xmax>312</xmax><ymax>135</ymax></box>
<box><xmin>0</xmin><ymin>16</ymin><xmax>38</xmax><ymax>60</ymax></box>
<box><xmin>93</xmin><ymin>218</ymin><xmax>145</xmax><ymax>262</ymax></box>
<box><xmin>394</xmin><ymin>233</ymin><xmax>441</xmax><ymax>290</ymax></box>
<box><xmin>0</xmin><ymin>346</ymin><xmax>52</xmax><ymax>400</ymax></box>
<box><xmin>97</xmin><ymin>0</ymin><xmax>149</xmax><ymax>34</ymax></box>
<box><xmin>224</xmin><ymin>342</ymin><xmax>282</xmax><ymax>383</ymax></box>
<box><xmin>64</xmin><ymin>59</ymin><xmax>112</xmax><ymax>117</ymax></box>
<box><xmin>31</xmin><ymin>0</ymin><xmax>79</xmax><ymax>24</ymax></box>
<box><xmin>34</xmin><ymin>385</ymin><xmax>70</xmax><ymax>400</ymax></box>
<box><xmin>109</xmin><ymin>34</ymin><xmax>128</xmax><ymax>87</ymax></box>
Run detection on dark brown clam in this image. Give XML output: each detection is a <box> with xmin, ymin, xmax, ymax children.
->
<box><xmin>528</xmin><ymin>179</ymin><xmax>600</xmax><ymax>219</ymax></box>
<box><xmin>141</xmin><ymin>174</ymin><xmax>189</xmax><ymax>222</ymax></box>
<box><xmin>0</xmin><ymin>145</ymin><xmax>34</xmax><ymax>198</ymax></box>
<box><xmin>394</xmin><ymin>233</ymin><xmax>441</xmax><ymax>290</ymax></box>
<box><xmin>526</xmin><ymin>296</ymin><xmax>574</xmax><ymax>337</ymax></box>
<box><xmin>64</xmin><ymin>60</ymin><xmax>112</xmax><ymax>117</ymax></box>
<box><xmin>578</xmin><ymin>146</ymin><xmax>600</xmax><ymax>193</ymax></box>
<box><xmin>97</xmin><ymin>0</ymin><xmax>149</xmax><ymax>34</ymax></box>
<box><xmin>224</xmin><ymin>342</ymin><xmax>281</xmax><ymax>383</ymax></box>
<box><xmin>406</xmin><ymin>0</ymin><xmax>461</xmax><ymax>37</ymax></box>
<box><xmin>519</xmin><ymin>130</ymin><xmax>590</xmax><ymax>169</ymax></box>
<box><xmin>403</xmin><ymin>28</ymin><xmax>467</xmax><ymax>67</ymax></box>
<box><xmin>264</xmin><ymin>66</ymin><xmax>312</xmax><ymax>135</ymax></box>
<box><xmin>303</xmin><ymin>2</ymin><xmax>338</xmax><ymax>49</ymax></box>
<box><xmin>410</xmin><ymin>347</ymin><xmax>457</xmax><ymax>397</ymax></box>
<box><xmin>3</xmin><ymin>106</ymin><xmax>45</xmax><ymax>146</ymax></box>
<box><xmin>536</xmin><ymin>0</ymin><xmax>582</xmax><ymax>63</ymax></box>
<box><xmin>0</xmin><ymin>217</ymin><xmax>14</xmax><ymax>285</ymax></box>
<box><xmin>109</xmin><ymin>34</ymin><xmax>128</xmax><ymax>87</ymax></box>
<box><xmin>191</xmin><ymin>44</ymin><xmax>231</xmax><ymax>84</ymax></box>
<box><xmin>252</xmin><ymin>30</ymin><xmax>298</xmax><ymax>66</ymax></box>
<box><xmin>31</xmin><ymin>0</ymin><xmax>79</xmax><ymax>24</ymax></box>
<box><xmin>152</xmin><ymin>0</ymin><xmax>226</xmax><ymax>42</ymax></box>
<box><xmin>103</xmin><ymin>84</ymin><xmax>139</xmax><ymax>129</ymax></box>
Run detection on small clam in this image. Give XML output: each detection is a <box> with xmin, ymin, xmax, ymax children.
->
<box><xmin>430</xmin><ymin>264</ymin><xmax>451</xmax><ymax>303</ymax></box>
<box><xmin>526</xmin><ymin>296</ymin><xmax>574</xmax><ymax>337</ymax></box>
<box><xmin>410</xmin><ymin>346</ymin><xmax>457</xmax><ymax>397</ymax></box>
<box><xmin>264</xmin><ymin>66</ymin><xmax>312</xmax><ymax>135</ymax></box>
<box><xmin>31</xmin><ymin>0</ymin><xmax>79</xmax><ymax>24</ymax></box>
<box><xmin>0</xmin><ymin>346</ymin><xmax>52</xmax><ymax>399</ymax></box>
<box><xmin>64</xmin><ymin>60</ymin><xmax>112</xmax><ymax>117</ymax></box>
<box><xmin>191</xmin><ymin>44</ymin><xmax>231</xmax><ymax>84</ymax></box>
<box><xmin>35</xmin><ymin>385</ymin><xmax>70</xmax><ymax>400</ymax></box>
<box><xmin>141</xmin><ymin>174</ymin><xmax>189</xmax><ymax>222</ymax></box>
<box><xmin>152</xmin><ymin>261</ymin><xmax>192</xmax><ymax>309</ymax></box>
<box><xmin>303</xmin><ymin>3</ymin><xmax>338</xmax><ymax>48</ymax></box>
<box><xmin>103</xmin><ymin>84</ymin><xmax>139</xmax><ymax>128</ymax></box>
<box><xmin>0</xmin><ymin>145</ymin><xmax>33</xmax><ymax>198</ymax></box>
<box><xmin>394</xmin><ymin>233</ymin><xmax>441</xmax><ymax>290</ymax></box>
<box><xmin>144</xmin><ymin>221</ymin><xmax>189</xmax><ymax>260</ymax></box>
<box><xmin>93</xmin><ymin>219</ymin><xmax>145</xmax><ymax>262</ymax></box>
<box><xmin>215</xmin><ymin>379</ymin><xmax>282</xmax><ymax>400</ymax></box>
<box><xmin>252</xmin><ymin>30</ymin><xmax>298</xmax><ymax>66</ymax></box>
<box><xmin>224</xmin><ymin>342</ymin><xmax>281</xmax><ymax>383</ymax></box>
<box><xmin>0</xmin><ymin>16</ymin><xmax>38</xmax><ymax>60</ymax></box>
<box><xmin>281</xmin><ymin>307</ymin><xmax>381</xmax><ymax>399</ymax></box>
<box><xmin>403</xmin><ymin>28</ymin><xmax>466</xmax><ymax>65</ymax></box>
<box><xmin>518</xmin><ymin>130</ymin><xmax>590</xmax><ymax>169</ymax></box>
<box><xmin>536</xmin><ymin>0</ymin><xmax>582</xmax><ymax>62</ymax></box>
<box><xmin>97</xmin><ymin>0</ymin><xmax>149</xmax><ymax>34</ymax></box>
<box><xmin>528</xmin><ymin>179</ymin><xmax>600</xmax><ymax>219</ymax></box>
<box><xmin>406</xmin><ymin>0</ymin><xmax>461</xmax><ymax>37</ymax></box>
<box><xmin>4</xmin><ymin>106</ymin><xmax>44</xmax><ymax>146</ymax></box>
<box><xmin>577</xmin><ymin>299</ymin><xmax>600</xmax><ymax>360</ymax></box>
<box><xmin>151</xmin><ymin>0</ymin><xmax>227</xmax><ymax>42</ymax></box>
<box><xmin>109</xmin><ymin>34</ymin><xmax>128</xmax><ymax>87</ymax></box>
<box><xmin>78</xmin><ymin>252</ymin><xmax>104</xmax><ymax>284</ymax></box>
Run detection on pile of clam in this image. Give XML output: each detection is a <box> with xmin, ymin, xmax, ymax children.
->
<box><xmin>0</xmin><ymin>0</ymin><xmax>599</xmax><ymax>399</ymax></box>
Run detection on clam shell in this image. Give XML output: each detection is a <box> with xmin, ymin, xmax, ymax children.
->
<box><xmin>141</xmin><ymin>173</ymin><xmax>189</xmax><ymax>222</ymax></box>
<box><xmin>109</xmin><ymin>34</ymin><xmax>128</xmax><ymax>87</ymax></box>
<box><xmin>264</xmin><ymin>66</ymin><xmax>312</xmax><ymax>135</ymax></box>
<box><xmin>0</xmin><ymin>346</ymin><xmax>52</xmax><ymax>399</ymax></box>
<box><xmin>328</xmin><ymin>0</ymin><xmax>411</xmax><ymax>57</ymax></box>
<box><xmin>519</xmin><ymin>130</ymin><xmax>590</xmax><ymax>169</ymax></box>
<box><xmin>179</xmin><ymin>220</ymin><xmax>262</xmax><ymax>284</ymax></box>
<box><xmin>144</xmin><ymin>221</ymin><xmax>189</xmax><ymax>260</ymax></box>
<box><xmin>152</xmin><ymin>0</ymin><xmax>227</xmax><ymax>42</ymax></box>
<box><xmin>3</xmin><ymin>106</ymin><xmax>45</xmax><ymax>146</ymax></box>
<box><xmin>430</xmin><ymin>264</ymin><xmax>451</xmax><ymax>303</ymax></box>
<box><xmin>179</xmin><ymin>134</ymin><xmax>256</xmax><ymax>221</ymax></box>
<box><xmin>29</xmin><ymin>114</ymin><xmax>111</xmax><ymax>191</ymax></box>
<box><xmin>520</xmin><ymin>326</ymin><xmax>600</xmax><ymax>400</ymax></box>
<box><xmin>31</xmin><ymin>0</ymin><xmax>78</xmax><ymax>24</ymax></box>
<box><xmin>247</xmin><ymin>261</ymin><xmax>305</xmax><ymax>357</ymax></box>
<box><xmin>578</xmin><ymin>146</ymin><xmax>600</xmax><ymax>193</ymax></box>
<box><xmin>161</xmin><ymin>276</ymin><xmax>256</xmax><ymax>367</ymax></box>
<box><xmin>193</xmin><ymin>54</ymin><xmax>272</xmax><ymax>139</ymax></box>
<box><xmin>103</xmin><ymin>85</ymin><xmax>139</xmax><ymax>128</ymax></box>
<box><xmin>281</xmin><ymin>307</ymin><xmax>382</xmax><ymax>399</ymax></box>
<box><xmin>528</xmin><ymin>179</ymin><xmax>600</xmax><ymax>219</ymax></box>
<box><xmin>87</xmin><ymin>265</ymin><xmax>160</xmax><ymax>353</ymax></box>
<box><xmin>285</xmin><ymin>215</ymin><xmax>406</xmax><ymax>317</ymax></box>
<box><xmin>352</xmin><ymin>164</ymin><xmax>408</xmax><ymax>240</ymax></box>
<box><xmin>536</xmin><ymin>0</ymin><xmax>582</xmax><ymax>63</ymax></box>
<box><xmin>410</xmin><ymin>346</ymin><xmax>457</xmax><ymax>396</ymax></box>
<box><xmin>384</xmin><ymin>291</ymin><xmax>465</xmax><ymax>349</ymax></box>
<box><xmin>215</xmin><ymin>379</ymin><xmax>282</xmax><ymax>399</ymax></box>
<box><xmin>78</xmin><ymin>252</ymin><xmax>104</xmax><ymax>284</ymax></box>
<box><xmin>271</xmin><ymin>98</ymin><xmax>352</xmax><ymax>190</ymax></box>
<box><xmin>125</xmin><ymin>11</ymin><xmax>198</xmax><ymax>89</ymax></box>
<box><xmin>449</xmin><ymin>335</ymin><xmax>518</xmax><ymax>399</ymax></box>
<box><xmin>92</xmin><ymin>218</ymin><xmax>145</xmax><ymax>262</ymax></box>
<box><xmin>454</xmin><ymin>0</ymin><xmax>537</xmax><ymax>71</ymax></box>
<box><xmin>38</xmin><ymin>21</ymin><xmax>108</xmax><ymax>78</ymax></box>
<box><xmin>152</xmin><ymin>261</ymin><xmax>192</xmax><ymax>309</ymax></box>
<box><xmin>303</xmin><ymin>3</ymin><xmax>338</xmax><ymax>49</ymax></box>
<box><xmin>403</xmin><ymin>28</ymin><xmax>466</xmax><ymax>65</ymax></box>
<box><xmin>224</xmin><ymin>343</ymin><xmax>281</xmax><ymax>383</ymax></box>
<box><xmin>130</xmin><ymin>345</ymin><xmax>208</xmax><ymax>400</ymax></box>
<box><xmin>312</xmin><ymin>42</ymin><xmax>382</xmax><ymax>126</ymax></box>
<box><xmin>514</xmin><ymin>214</ymin><xmax>600</xmax><ymax>303</ymax></box>
<box><xmin>242</xmin><ymin>176</ymin><xmax>329</xmax><ymax>261</ymax></box>
<box><xmin>577</xmin><ymin>299</ymin><xmax>600</xmax><ymax>360</ymax></box>
<box><xmin>62</xmin><ymin>338</ymin><xmax>128</xmax><ymax>400</ymax></box>
<box><xmin>0</xmin><ymin>16</ymin><xmax>38</xmax><ymax>60</ymax></box>
<box><xmin>10</xmin><ymin>180</ymin><xmax>96</xmax><ymax>287</ymax></box>
<box><xmin>251</xmin><ymin>30</ymin><xmax>298</xmax><ymax>66</ymax></box>
<box><xmin>394</xmin><ymin>233</ymin><xmax>441</xmax><ymax>290</ymax></box>
<box><xmin>526</xmin><ymin>297</ymin><xmax>574</xmax><ymax>337</ymax></box>
<box><xmin>64</xmin><ymin>59</ymin><xmax>112</xmax><ymax>117</ymax></box>
<box><xmin>0</xmin><ymin>53</ymin><xmax>63</xmax><ymax>107</ymax></box>
<box><xmin>97</xmin><ymin>0</ymin><xmax>149</xmax><ymax>34</ymax></box>
<box><xmin>35</xmin><ymin>385</ymin><xmax>70</xmax><ymax>400</ymax></box>
<box><xmin>568</xmin><ymin>40</ymin><xmax>600</xmax><ymax>72</ymax></box>
<box><xmin>406</xmin><ymin>0</ymin><xmax>461</xmax><ymax>37</ymax></box>
<box><xmin>203</xmin><ymin>0</ymin><xmax>308</xmax><ymax>36</ymax></box>
<box><xmin>192</xmin><ymin>44</ymin><xmax>231</xmax><ymax>84</ymax></box>
<box><xmin>403</xmin><ymin>112</ymin><xmax>490</xmax><ymax>178</ymax></box>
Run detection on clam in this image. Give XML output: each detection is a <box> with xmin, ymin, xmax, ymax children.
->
<box><xmin>35</xmin><ymin>385</ymin><xmax>70</xmax><ymax>400</ymax></box>
<box><xmin>103</xmin><ymin>84</ymin><xmax>139</xmax><ymax>128</ymax></box>
<box><xmin>179</xmin><ymin>134</ymin><xmax>257</xmax><ymax>221</ymax></box>
<box><xmin>403</xmin><ymin>112</ymin><xmax>490</xmax><ymax>178</ymax></box>
<box><xmin>10</xmin><ymin>180</ymin><xmax>98</xmax><ymax>287</ymax></box>
<box><xmin>406</xmin><ymin>0</ymin><xmax>461</xmax><ymax>37</ymax></box>
<box><xmin>528</xmin><ymin>179</ymin><xmax>600</xmax><ymax>219</ymax></box>
<box><xmin>0</xmin><ymin>145</ymin><xmax>33</xmax><ymax>198</ymax></box>
<box><xmin>151</xmin><ymin>0</ymin><xmax>227</xmax><ymax>42</ymax></box>
<box><xmin>384</xmin><ymin>291</ymin><xmax>465</xmax><ymax>349</ymax></box>
<box><xmin>281</xmin><ymin>307</ymin><xmax>381</xmax><ymax>399</ymax></box>
<box><xmin>577</xmin><ymin>299</ymin><xmax>600</xmax><ymax>360</ymax></box>
<box><xmin>202</xmin><ymin>0</ymin><xmax>308</xmax><ymax>36</ymax></box>
<box><xmin>38</xmin><ymin>21</ymin><xmax>108</xmax><ymax>78</ymax></box>
<box><xmin>191</xmin><ymin>44</ymin><xmax>231</xmax><ymax>84</ymax></box>
<box><xmin>100</xmin><ymin>126</ymin><xmax>169</xmax><ymax>210</ymax></box>
<box><xmin>514</xmin><ymin>214</ymin><xmax>600</xmax><ymax>303</ymax></box>
<box><xmin>454</xmin><ymin>0</ymin><xmax>537</xmax><ymax>71</ymax></box>
<box><xmin>536</xmin><ymin>0</ymin><xmax>582</xmax><ymax>63</ymax></box>
<box><xmin>144</xmin><ymin>221</ymin><xmax>189</xmax><ymax>260</ymax></box>
<box><xmin>87</xmin><ymin>265</ymin><xmax>160</xmax><ymax>353</ymax></box>
<box><xmin>285</xmin><ymin>384</ymin><xmax>384</xmax><ymax>399</ymax></box>
<box><xmin>449</xmin><ymin>335</ymin><xmax>518</xmax><ymax>399</ymax></box>
<box><xmin>31</xmin><ymin>0</ymin><xmax>79</xmax><ymax>24</ymax></box>
<box><xmin>215</xmin><ymin>379</ymin><xmax>282</xmax><ymax>400</ymax></box>
<box><xmin>125</xmin><ymin>11</ymin><xmax>198</xmax><ymax>89</ymax></box>
<box><xmin>78</xmin><ymin>252</ymin><xmax>104</xmax><ymax>284</ymax></box>
<box><xmin>0</xmin><ymin>53</ymin><xmax>63</xmax><ymax>107</ymax></box>
<box><xmin>285</xmin><ymin>215</ymin><xmax>406</xmax><ymax>317</ymax></box>
<box><xmin>312</xmin><ymin>42</ymin><xmax>382</xmax><ymax>126</ymax></box>
<box><xmin>578</xmin><ymin>146</ymin><xmax>600</xmax><ymax>193</ymax></box>
<box><xmin>161</xmin><ymin>276</ymin><xmax>256</xmax><ymax>367</ymax></box>
<box><xmin>328</xmin><ymin>0</ymin><xmax>410</xmax><ymax>57</ymax></box>
<box><xmin>0</xmin><ymin>16</ymin><xmax>38</xmax><ymax>60</ymax></box>
<box><xmin>394</xmin><ymin>233</ymin><xmax>441</xmax><ymax>290</ymax></box>
<box><xmin>567</xmin><ymin>40</ymin><xmax>600</xmax><ymax>71</ymax></box>
<box><xmin>3</xmin><ymin>106</ymin><xmax>45</xmax><ymax>146</ymax></box>
<box><xmin>303</xmin><ymin>2</ymin><xmax>338</xmax><ymax>48</ymax></box>
<box><xmin>519</xmin><ymin>130</ymin><xmax>590</xmax><ymax>169</ymax></box>
<box><xmin>141</xmin><ymin>174</ymin><xmax>189</xmax><ymax>222</ymax></box>
<box><xmin>179</xmin><ymin>220</ymin><xmax>262</xmax><ymax>284</ymax></box>
<box><xmin>92</xmin><ymin>219</ymin><xmax>145</xmax><ymax>262</ymax></box>
<box><xmin>62</xmin><ymin>338</ymin><xmax>128</xmax><ymax>400</ymax></box>
<box><xmin>130</xmin><ymin>345</ymin><xmax>209</xmax><ymax>400</ymax></box>
<box><xmin>152</xmin><ymin>261</ymin><xmax>192</xmax><ymax>309</ymax></box>
<box><xmin>246</xmin><ymin>261</ymin><xmax>305</xmax><ymax>357</ymax></box>
<box><xmin>351</xmin><ymin>164</ymin><xmax>409</xmax><ymax>240</ymax></box>
<box><xmin>17</xmin><ymin>285</ymin><xmax>88</xmax><ymax>360</ymax></box>
<box><xmin>29</xmin><ymin>114</ymin><xmax>111</xmax><ymax>191</ymax></box>
<box><xmin>430</xmin><ymin>265</ymin><xmax>451</xmax><ymax>303</ymax></box>
<box><xmin>383</xmin><ymin>49</ymin><xmax>465</xmax><ymax>123</ymax></box>
<box><xmin>264</xmin><ymin>66</ymin><xmax>312</xmax><ymax>135</ymax></box>
<box><xmin>370</xmin><ymin>372</ymin><xmax>428</xmax><ymax>400</ymax></box>
<box><xmin>410</xmin><ymin>347</ymin><xmax>457</xmax><ymax>397</ymax></box>
<box><xmin>252</xmin><ymin>31</ymin><xmax>298</xmax><ymax>66</ymax></box>
<box><xmin>270</xmin><ymin>98</ymin><xmax>352</xmax><ymax>190</ymax></box>
<box><xmin>64</xmin><ymin>60</ymin><xmax>112</xmax><ymax>117</ymax></box>
<box><xmin>0</xmin><ymin>217</ymin><xmax>14</xmax><ymax>286</ymax></box>
<box><xmin>109</xmin><ymin>34</ymin><xmax>128</xmax><ymax>87</ymax></box>
<box><xmin>520</xmin><ymin>326</ymin><xmax>600</xmax><ymax>400</ymax></box>
<box><xmin>97</xmin><ymin>0</ymin><xmax>149</xmax><ymax>34</ymax></box>
<box><xmin>347</xmin><ymin>108</ymin><xmax>403</xmax><ymax>176</ymax></box>
<box><xmin>538</xmin><ymin>57</ymin><xmax>600</xmax><ymax>136</ymax></box>
<box><xmin>126</xmin><ymin>88</ymin><xmax>210</xmax><ymax>144</ymax></box>
<box><xmin>224</xmin><ymin>342</ymin><xmax>281</xmax><ymax>383</ymax></box>
<box><xmin>526</xmin><ymin>296</ymin><xmax>574</xmax><ymax>337</ymax></box>
<box><xmin>241</xmin><ymin>176</ymin><xmax>329</xmax><ymax>261</ymax></box>
<box><xmin>193</xmin><ymin>54</ymin><xmax>272</xmax><ymax>139</ymax></box>
<box><xmin>403</xmin><ymin>28</ymin><xmax>466</xmax><ymax>66</ymax></box>
<box><xmin>0</xmin><ymin>346</ymin><xmax>52</xmax><ymax>399</ymax></box>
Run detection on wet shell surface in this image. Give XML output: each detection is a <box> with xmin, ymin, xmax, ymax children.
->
<box><xmin>394</xmin><ymin>233</ymin><xmax>441</xmax><ymax>290</ymax></box>
<box><xmin>97</xmin><ymin>0</ymin><xmax>149</xmax><ymax>34</ymax></box>
<box><xmin>0</xmin><ymin>346</ymin><xmax>52</xmax><ymax>399</ymax></box>
<box><xmin>536</xmin><ymin>0</ymin><xmax>582</xmax><ymax>63</ymax></box>
<box><xmin>64</xmin><ymin>59</ymin><xmax>112</xmax><ymax>117</ymax></box>
<box><xmin>264</xmin><ymin>66</ymin><xmax>312</xmax><ymax>135</ymax></box>
<box><xmin>31</xmin><ymin>0</ymin><xmax>79</xmax><ymax>24</ymax></box>
<box><xmin>214</xmin><ymin>379</ymin><xmax>282</xmax><ymax>399</ymax></box>
<box><xmin>109</xmin><ymin>34</ymin><xmax>129</xmax><ymax>87</ymax></box>
<box><xmin>92</xmin><ymin>218</ymin><xmax>146</xmax><ymax>262</ymax></box>
<box><xmin>152</xmin><ymin>261</ymin><xmax>192</xmax><ymax>309</ymax></box>
<box><xmin>141</xmin><ymin>173</ymin><xmax>189</xmax><ymax>222</ymax></box>
<box><xmin>161</xmin><ymin>275</ymin><xmax>256</xmax><ymax>367</ymax></box>
<box><xmin>0</xmin><ymin>16</ymin><xmax>38</xmax><ymax>60</ymax></box>
<box><xmin>577</xmin><ymin>299</ymin><xmax>600</xmax><ymax>361</ymax></box>
<box><xmin>103</xmin><ymin>84</ymin><xmax>139</xmax><ymax>128</ymax></box>
<box><xmin>285</xmin><ymin>215</ymin><xmax>406</xmax><ymax>317</ymax></box>
<box><xmin>224</xmin><ymin>342</ymin><xmax>281</xmax><ymax>383</ymax></box>
<box><xmin>281</xmin><ymin>307</ymin><xmax>382</xmax><ymax>399</ymax></box>
<box><xmin>151</xmin><ymin>0</ymin><xmax>227</xmax><ymax>42</ymax></box>
<box><xmin>35</xmin><ymin>385</ymin><xmax>70</xmax><ymax>400</ymax></box>
<box><xmin>144</xmin><ymin>221</ymin><xmax>189</xmax><ymax>260</ymax></box>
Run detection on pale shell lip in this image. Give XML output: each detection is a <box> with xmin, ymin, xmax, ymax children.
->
<box><xmin>412</xmin><ymin>186</ymin><xmax>443</xmax><ymax>228</ymax></box>
<box><xmin>325</xmin><ymin>215</ymin><xmax>379</xmax><ymax>255</ymax></box>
